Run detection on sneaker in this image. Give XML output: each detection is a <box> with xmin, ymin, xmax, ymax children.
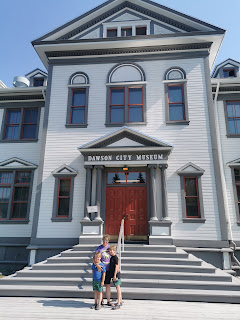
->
<box><xmin>95</xmin><ymin>304</ymin><xmax>101</xmax><ymax>310</ymax></box>
<box><xmin>107</xmin><ymin>301</ymin><xmax>114</xmax><ymax>307</ymax></box>
<box><xmin>91</xmin><ymin>304</ymin><xmax>97</xmax><ymax>309</ymax></box>
<box><xmin>112</xmin><ymin>304</ymin><xmax>121</xmax><ymax>310</ymax></box>
<box><xmin>101</xmin><ymin>300</ymin><xmax>104</xmax><ymax>306</ymax></box>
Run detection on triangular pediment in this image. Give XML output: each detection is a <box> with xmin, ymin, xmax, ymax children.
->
<box><xmin>78</xmin><ymin>127</ymin><xmax>173</xmax><ymax>152</ymax></box>
<box><xmin>33</xmin><ymin>0</ymin><xmax>223</xmax><ymax>43</ymax></box>
<box><xmin>177</xmin><ymin>162</ymin><xmax>205</xmax><ymax>175</ymax></box>
<box><xmin>52</xmin><ymin>164</ymin><xmax>78</xmax><ymax>176</ymax></box>
<box><xmin>0</xmin><ymin>158</ymin><xmax>38</xmax><ymax>170</ymax></box>
<box><xmin>227</xmin><ymin>158</ymin><xmax>240</xmax><ymax>168</ymax></box>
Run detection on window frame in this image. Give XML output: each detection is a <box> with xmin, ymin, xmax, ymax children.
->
<box><xmin>223</xmin><ymin>68</ymin><xmax>236</xmax><ymax>78</ymax></box>
<box><xmin>177</xmin><ymin>165</ymin><xmax>205</xmax><ymax>223</ymax></box>
<box><xmin>52</xmin><ymin>169</ymin><xmax>77</xmax><ymax>222</ymax></box>
<box><xmin>103</xmin><ymin>20</ymin><xmax>150</xmax><ymax>38</ymax></box>
<box><xmin>33</xmin><ymin>78</ymin><xmax>44</xmax><ymax>87</ymax></box>
<box><xmin>0</xmin><ymin>170</ymin><xmax>34</xmax><ymax>223</ymax></box>
<box><xmin>0</xmin><ymin>104</ymin><xmax>41</xmax><ymax>143</ymax></box>
<box><xmin>184</xmin><ymin>177</ymin><xmax>201</xmax><ymax>219</ymax></box>
<box><xmin>230</xmin><ymin>167</ymin><xmax>240</xmax><ymax>225</ymax></box>
<box><xmin>164</xmin><ymin>67</ymin><xmax>189</xmax><ymax>125</ymax></box>
<box><xmin>66</xmin><ymin>72</ymin><xmax>90</xmax><ymax>128</ymax></box>
<box><xmin>224</xmin><ymin>101</ymin><xmax>240</xmax><ymax>137</ymax></box>
<box><xmin>106</xmin><ymin>84</ymin><xmax>146</xmax><ymax>126</ymax></box>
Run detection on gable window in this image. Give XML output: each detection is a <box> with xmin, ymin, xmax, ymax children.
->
<box><xmin>177</xmin><ymin>163</ymin><xmax>205</xmax><ymax>222</ymax></box>
<box><xmin>121</xmin><ymin>27</ymin><xmax>132</xmax><ymax>37</ymax></box>
<box><xmin>164</xmin><ymin>68</ymin><xmax>189</xmax><ymax>125</ymax></box>
<box><xmin>0</xmin><ymin>170</ymin><xmax>33</xmax><ymax>222</ymax></box>
<box><xmin>33</xmin><ymin>78</ymin><xmax>44</xmax><ymax>86</ymax></box>
<box><xmin>223</xmin><ymin>69</ymin><xmax>236</xmax><ymax>78</ymax></box>
<box><xmin>66</xmin><ymin>72</ymin><xmax>89</xmax><ymax>128</ymax></box>
<box><xmin>52</xmin><ymin>165</ymin><xmax>77</xmax><ymax>222</ymax></box>
<box><xmin>106</xmin><ymin>64</ymin><xmax>146</xmax><ymax>126</ymax></box>
<box><xmin>225</xmin><ymin>101</ymin><xmax>240</xmax><ymax>136</ymax></box>
<box><xmin>2</xmin><ymin>107</ymin><xmax>40</xmax><ymax>141</ymax></box>
<box><xmin>136</xmin><ymin>26</ymin><xmax>147</xmax><ymax>35</ymax></box>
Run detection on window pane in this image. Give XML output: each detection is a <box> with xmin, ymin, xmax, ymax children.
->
<box><xmin>0</xmin><ymin>187</ymin><xmax>11</xmax><ymax>201</ymax></box>
<box><xmin>16</xmin><ymin>172</ymin><xmax>31</xmax><ymax>184</ymax></box>
<box><xmin>129</xmin><ymin>106</ymin><xmax>143</xmax><ymax>122</ymax></box>
<box><xmin>71</xmin><ymin>108</ymin><xmax>85</xmax><ymax>124</ymax></box>
<box><xmin>168</xmin><ymin>86</ymin><xmax>183</xmax><ymax>103</ymax></box>
<box><xmin>6</xmin><ymin>110</ymin><xmax>21</xmax><ymax>124</ymax></box>
<box><xmin>237</xmin><ymin>186</ymin><xmax>240</xmax><ymax>201</ymax></box>
<box><xmin>58</xmin><ymin>198</ymin><xmax>70</xmax><ymax>216</ymax></box>
<box><xmin>129</xmin><ymin>88</ymin><xmax>142</xmax><ymax>104</ymax></box>
<box><xmin>227</xmin><ymin>102</ymin><xmax>235</xmax><ymax>117</ymax></box>
<box><xmin>59</xmin><ymin>180</ymin><xmax>70</xmax><ymax>197</ymax></box>
<box><xmin>186</xmin><ymin>198</ymin><xmax>199</xmax><ymax>217</ymax></box>
<box><xmin>107</xmin><ymin>29</ymin><xmax>117</xmax><ymax>37</ymax></box>
<box><xmin>22</xmin><ymin>124</ymin><xmax>37</xmax><ymax>139</ymax></box>
<box><xmin>108</xmin><ymin>172</ymin><xmax>126</xmax><ymax>184</ymax></box>
<box><xmin>235</xmin><ymin>103</ymin><xmax>240</xmax><ymax>117</ymax></box>
<box><xmin>127</xmin><ymin>172</ymin><xmax>146</xmax><ymax>184</ymax></box>
<box><xmin>0</xmin><ymin>172</ymin><xmax>13</xmax><ymax>184</ymax></box>
<box><xmin>5</xmin><ymin>125</ymin><xmax>19</xmax><ymax>140</ymax></box>
<box><xmin>19</xmin><ymin>203</ymin><xmax>28</xmax><ymax>218</ymax></box>
<box><xmin>235</xmin><ymin>170</ymin><xmax>240</xmax><ymax>181</ymax></box>
<box><xmin>136</xmin><ymin>27</ymin><xmax>147</xmax><ymax>35</ymax></box>
<box><xmin>111</xmin><ymin>89</ymin><xmax>124</xmax><ymax>105</ymax></box>
<box><xmin>24</xmin><ymin>109</ymin><xmax>38</xmax><ymax>123</ymax></box>
<box><xmin>169</xmin><ymin>105</ymin><xmax>184</xmax><ymax>121</ymax></box>
<box><xmin>0</xmin><ymin>203</ymin><xmax>8</xmax><ymax>219</ymax></box>
<box><xmin>33</xmin><ymin>78</ymin><xmax>44</xmax><ymax>86</ymax></box>
<box><xmin>12</xmin><ymin>203</ymin><xmax>20</xmax><ymax>218</ymax></box>
<box><xmin>185</xmin><ymin>178</ymin><xmax>197</xmax><ymax>196</ymax></box>
<box><xmin>72</xmin><ymin>90</ymin><xmax>86</xmax><ymax>106</ymax></box>
<box><xmin>14</xmin><ymin>187</ymin><xmax>29</xmax><ymax>201</ymax></box>
<box><xmin>237</xmin><ymin>120</ymin><xmax>240</xmax><ymax>134</ymax></box>
<box><xmin>110</xmin><ymin>106</ymin><xmax>124</xmax><ymax>123</ymax></box>
<box><xmin>228</xmin><ymin>119</ymin><xmax>237</xmax><ymax>134</ymax></box>
<box><xmin>121</xmin><ymin>28</ymin><xmax>132</xmax><ymax>36</ymax></box>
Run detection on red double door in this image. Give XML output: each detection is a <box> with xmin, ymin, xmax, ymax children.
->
<box><xmin>105</xmin><ymin>186</ymin><xmax>148</xmax><ymax>239</ymax></box>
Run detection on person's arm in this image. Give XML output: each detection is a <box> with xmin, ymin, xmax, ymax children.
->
<box><xmin>101</xmin><ymin>272</ymin><xmax>106</xmax><ymax>287</ymax></box>
<box><xmin>113</xmin><ymin>257</ymin><xmax>119</xmax><ymax>281</ymax></box>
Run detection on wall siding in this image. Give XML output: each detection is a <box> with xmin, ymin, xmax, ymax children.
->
<box><xmin>36</xmin><ymin>58</ymin><xmax>221</xmax><ymax>241</ymax></box>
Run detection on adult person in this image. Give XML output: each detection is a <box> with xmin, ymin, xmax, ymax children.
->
<box><xmin>95</xmin><ymin>234</ymin><xmax>113</xmax><ymax>306</ymax></box>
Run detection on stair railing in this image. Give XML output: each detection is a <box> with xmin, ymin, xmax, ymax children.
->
<box><xmin>116</xmin><ymin>219</ymin><xmax>125</xmax><ymax>272</ymax></box>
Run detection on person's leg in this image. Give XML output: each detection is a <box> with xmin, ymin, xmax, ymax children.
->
<box><xmin>98</xmin><ymin>291</ymin><xmax>103</xmax><ymax>307</ymax></box>
<box><xmin>105</xmin><ymin>284</ymin><xmax>111</xmax><ymax>303</ymax></box>
<box><xmin>116</xmin><ymin>285</ymin><xmax>121</xmax><ymax>305</ymax></box>
<box><xmin>91</xmin><ymin>290</ymin><xmax>98</xmax><ymax>309</ymax></box>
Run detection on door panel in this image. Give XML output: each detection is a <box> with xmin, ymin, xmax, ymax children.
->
<box><xmin>105</xmin><ymin>186</ymin><xmax>147</xmax><ymax>239</ymax></box>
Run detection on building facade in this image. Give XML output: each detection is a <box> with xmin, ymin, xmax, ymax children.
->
<box><xmin>0</xmin><ymin>0</ymin><xmax>239</xmax><ymax>272</ymax></box>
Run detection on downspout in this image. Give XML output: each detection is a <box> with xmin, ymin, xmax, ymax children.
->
<box><xmin>214</xmin><ymin>81</ymin><xmax>240</xmax><ymax>271</ymax></box>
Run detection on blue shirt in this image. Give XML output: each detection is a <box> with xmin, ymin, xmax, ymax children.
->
<box><xmin>92</xmin><ymin>262</ymin><xmax>106</xmax><ymax>281</ymax></box>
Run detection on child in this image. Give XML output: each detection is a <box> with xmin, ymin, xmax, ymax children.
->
<box><xmin>91</xmin><ymin>252</ymin><xmax>106</xmax><ymax>310</ymax></box>
<box><xmin>108</xmin><ymin>245</ymin><xmax>123</xmax><ymax>310</ymax></box>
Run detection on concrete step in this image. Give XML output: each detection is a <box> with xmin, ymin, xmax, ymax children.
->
<box><xmin>31</xmin><ymin>262</ymin><xmax>215</xmax><ymax>273</ymax></box>
<box><xmin>72</xmin><ymin>244</ymin><xmax>177</xmax><ymax>252</ymax></box>
<box><xmin>1</xmin><ymin>276</ymin><xmax>239</xmax><ymax>291</ymax></box>
<box><xmin>47</xmin><ymin>256</ymin><xmax>201</xmax><ymax>266</ymax></box>
<box><xmin>1</xmin><ymin>284</ymin><xmax>240</xmax><ymax>303</ymax></box>
<box><xmin>13</xmin><ymin>269</ymin><xmax>231</xmax><ymax>282</ymax></box>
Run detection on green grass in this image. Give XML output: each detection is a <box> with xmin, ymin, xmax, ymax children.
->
<box><xmin>0</xmin><ymin>275</ymin><xmax>5</xmax><ymax>279</ymax></box>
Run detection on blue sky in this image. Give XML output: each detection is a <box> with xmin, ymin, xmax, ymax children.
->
<box><xmin>1</xmin><ymin>0</ymin><xmax>239</xmax><ymax>87</ymax></box>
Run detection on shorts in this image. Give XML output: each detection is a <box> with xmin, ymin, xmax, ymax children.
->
<box><xmin>92</xmin><ymin>280</ymin><xmax>103</xmax><ymax>292</ymax></box>
<box><xmin>104</xmin><ymin>270</ymin><xmax>111</xmax><ymax>285</ymax></box>
<box><xmin>113</xmin><ymin>278</ymin><xmax>121</xmax><ymax>286</ymax></box>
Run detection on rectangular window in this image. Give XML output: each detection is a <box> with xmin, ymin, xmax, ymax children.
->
<box><xmin>168</xmin><ymin>85</ymin><xmax>185</xmax><ymax>121</ymax></box>
<box><xmin>235</xmin><ymin>169</ymin><xmax>240</xmax><ymax>215</ymax></box>
<box><xmin>136</xmin><ymin>26</ymin><xmax>147</xmax><ymax>35</ymax></box>
<box><xmin>3</xmin><ymin>108</ymin><xmax>39</xmax><ymax>141</ymax></box>
<box><xmin>223</xmin><ymin>69</ymin><xmax>236</xmax><ymax>78</ymax></box>
<box><xmin>109</xmin><ymin>86</ymin><xmax>144</xmax><ymax>124</ymax></box>
<box><xmin>121</xmin><ymin>28</ymin><xmax>132</xmax><ymax>37</ymax></box>
<box><xmin>57</xmin><ymin>179</ymin><xmax>71</xmax><ymax>217</ymax></box>
<box><xmin>226</xmin><ymin>101</ymin><xmax>240</xmax><ymax>135</ymax></box>
<box><xmin>33</xmin><ymin>78</ymin><xmax>44</xmax><ymax>86</ymax></box>
<box><xmin>107</xmin><ymin>172</ymin><xmax>146</xmax><ymax>184</ymax></box>
<box><xmin>184</xmin><ymin>177</ymin><xmax>200</xmax><ymax>218</ymax></box>
<box><xmin>70</xmin><ymin>89</ymin><xmax>86</xmax><ymax>124</ymax></box>
<box><xmin>107</xmin><ymin>28</ymin><xmax>117</xmax><ymax>38</ymax></box>
<box><xmin>0</xmin><ymin>172</ymin><xmax>13</xmax><ymax>220</ymax></box>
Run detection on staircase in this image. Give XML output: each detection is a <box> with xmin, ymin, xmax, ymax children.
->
<box><xmin>1</xmin><ymin>243</ymin><xmax>240</xmax><ymax>303</ymax></box>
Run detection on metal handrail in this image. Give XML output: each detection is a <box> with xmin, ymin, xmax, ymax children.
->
<box><xmin>116</xmin><ymin>219</ymin><xmax>124</xmax><ymax>272</ymax></box>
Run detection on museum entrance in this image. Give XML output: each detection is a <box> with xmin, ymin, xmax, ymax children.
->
<box><xmin>105</xmin><ymin>171</ymin><xmax>148</xmax><ymax>240</ymax></box>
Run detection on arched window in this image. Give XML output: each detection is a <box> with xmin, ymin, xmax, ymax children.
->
<box><xmin>164</xmin><ymin>67</ymin><xmax>189</xmax><ymax>125</ymax></box>
<box><xmin>66</xmin><ymin>72</ymin><xmax>90</xmax><ymax>128</ymax></box>
<box><xmin>106</xmin><ymin>63</ymin><xmax>146</xmax><ymax>126</ymax></box>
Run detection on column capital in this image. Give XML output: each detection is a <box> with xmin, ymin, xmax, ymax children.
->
<box><xmin>84</xmin><ymin>165</ymin><xmax>93</xmax><ymax>170</ymax></box>
<box><xmin>159</xmin><ymin>164</ymin><xmax>168</xmax><ymax>170</ymax></box>
<box><xmin>148</xmin><ymin>164</ymin><xmax>157</xmax><ymax>169</ymax></box>
<box><xmin>95</xmin><ymin>165</ymin><xmax>105</xmax><ymax>170</ymax></box>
